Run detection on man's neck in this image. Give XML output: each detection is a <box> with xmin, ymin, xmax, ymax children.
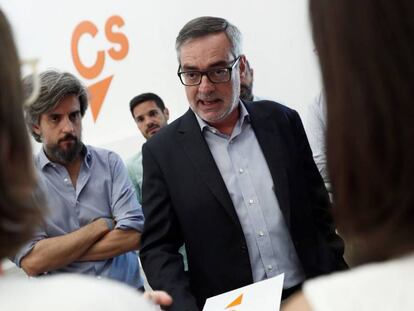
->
<box><xmin>63</xmin><ymin>155</ymin><xmax>83</xmax><ymax>188</ymax></box>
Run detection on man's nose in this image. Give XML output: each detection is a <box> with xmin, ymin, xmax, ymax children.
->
<box><xmin>144</xmin><ymin>117</ymin><xmax>153</xmax><ymax>127</ymax></box>
<box><xmin>62</xmin><ymin>117</ymin><xmax>75</xmax><ymax>133</ymax></box>
<box><xmin>198</xmin><ymin>74</ymin><xmax>215</xmax><ymax>93</ymax></box>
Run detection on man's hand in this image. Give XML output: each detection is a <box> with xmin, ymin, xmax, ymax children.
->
<box><xmin>144</xmin><ymin>291</ymin><xmax>173</xmax><ymax>308</ymax></box>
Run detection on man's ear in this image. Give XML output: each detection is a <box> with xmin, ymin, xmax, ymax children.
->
<box><xmin>239</xmin><ymin>55</ymin><xmax>247</xmax><ymax>79</ymax></box>
<box><xmin>163</xmin><ymin>108</ymin><xmax>170</xmax><ymax>121</ymax></box>
<box><xmin>32</xmin><ymin>124</ymin><xmax>41</xmax><ymax>136</ymax></box>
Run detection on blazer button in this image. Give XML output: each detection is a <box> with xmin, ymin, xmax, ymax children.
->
<box><xmin>241</xmin><ymin>245</ymin><xmax>247</xmax><ymax>253</ymax></box>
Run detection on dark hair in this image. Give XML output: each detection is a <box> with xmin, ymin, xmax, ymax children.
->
<box><xmin>23</xmin><ymin>70</ymin><xmax>88</xmax><ymax>142</ymax></box>
<box><xmin>310</xmin><ymin>0</ymin><xmax>414</xmax><ymax>262</ymax></box>
<box><xmin>0</xmin><ymin>9</ymin><xmax>42</xmax><ymax>259</ymax></box>
<box><xmin>175</xmin><ymin>16</ymin><xmax>242</xmax><ymax>60</ymax></box>
<box><xmin>129</xmin><ymin>92</ymin><xmax>166</xmax><ymax>116</ymax></box>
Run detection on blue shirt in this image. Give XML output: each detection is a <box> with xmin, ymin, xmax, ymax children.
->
<box><xmin>195</xmin><ymin>102</ymin><xmax>305</xmax><ymax>288</ymax></box>
<box><xmin>14</xmin><ymin>145</ymin><xmax>144</xmax><ymax>288</ymax></box>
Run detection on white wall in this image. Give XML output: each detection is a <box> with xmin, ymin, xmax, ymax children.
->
<box><xmin>1</xmin><ymin>0</ymin><xmax>321</xmax><ymax>159</ymax></box>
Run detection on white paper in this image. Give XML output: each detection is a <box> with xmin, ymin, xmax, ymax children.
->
<box><xmin>203</xmin><ymin>273</ymin><xmax>284</xmax><ymax>311</ymax></box>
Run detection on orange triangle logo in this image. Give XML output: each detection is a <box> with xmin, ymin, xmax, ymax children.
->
<box><xmin>225</xmin><ymin>293</ymin><xmax>243</xmax><ymax>309</ymax></box>
<box><xmin>87</xmin><ymin>75</ymin><xmax>113</xmax><ymax>122</ymax></box>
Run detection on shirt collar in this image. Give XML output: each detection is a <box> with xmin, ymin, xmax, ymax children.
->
<box><xmin>194</xmin><ymin>100</ymin><xmax>250</xmax><ymax>133</ymax></box>
<box><xmin>37</xmin><ymin>144</ymin><xmax>92</xmax><ymax>170</ymax></box>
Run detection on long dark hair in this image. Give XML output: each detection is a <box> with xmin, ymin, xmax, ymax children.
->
<box><xmin>0</xmin><ymin>9</ymin><xmax>42</xmax><ymax>259</ymax></box>
<box><xmin>310</xmin><ymin>1</ymin><xmax>414</xmax><ymax>263</ymax></box>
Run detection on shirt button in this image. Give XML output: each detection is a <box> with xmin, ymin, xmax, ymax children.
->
<box><xmin>239</xmin><ymin>168</ymin><xmax>244</xmax><ymax>174</ymax></box>
<box><xmin>64</xmin><ymin>178</ymin><xmax>69</xmax><ymax>183</ymax></box>
<box><xmin>258</xmin><ymin>231</ymin><xmax>264</xmax><ymax>237</ymax></box>
<box><xmin>267</xmin><ymin>265</ymin><xmax>273</xmax><ymax>271</ymax></box>
<box><xmin>248</xmin><ymin>199</ymin><xmax>254</xmax><ymax>205</ymax></box>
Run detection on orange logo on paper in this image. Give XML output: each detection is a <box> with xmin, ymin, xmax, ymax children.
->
<box><xmin>71</xmin><ymin>15</ymin><xmax>129</xmax><ymax>122</ymax></box>
<box><xmin>225</xmin><ymin>293</ymin><xmax>243</xmax><ymax>310</ymax></box>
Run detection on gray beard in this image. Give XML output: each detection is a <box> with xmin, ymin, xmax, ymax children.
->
<box><xmin>45</xmin><ymin>138</ymin><xmax>83</xmax><ymax>164</ymax></box>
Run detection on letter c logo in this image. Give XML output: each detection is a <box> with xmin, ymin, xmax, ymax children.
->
<box><xmin>71</xmin><ymin>21</ymin><xmax>105</xmax><ymax>80</ymax></box>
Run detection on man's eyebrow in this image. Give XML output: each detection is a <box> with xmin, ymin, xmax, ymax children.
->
<box><xmin>181</xmin><ymin>60</ymin><xmax>229</xmax><ymax>71</ymax></box>
<box><xmin>207</xmin><ymin>60</ymin><xmax>229</xmax><ymax>68</ymax></box>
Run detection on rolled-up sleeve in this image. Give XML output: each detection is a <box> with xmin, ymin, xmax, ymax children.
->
<box><xmin>12</xmin><ymin>227</ymin><xmax>47</xmax><ymax>267</ymax></box>
<box><xmin>11</xmin><ymin>179</ymin><xmax>49</xmax><ymax>267</ymax></box>
<box><xmin>109</xmin><ymin>152</ymin><xmax>144</xmax><ymax>232</ymax></box>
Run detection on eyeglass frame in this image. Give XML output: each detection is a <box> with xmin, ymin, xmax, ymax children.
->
<box><xmin>177</xmin><ymin>56</ymin><xmax>241</xmax><ymax>86</ymax></box>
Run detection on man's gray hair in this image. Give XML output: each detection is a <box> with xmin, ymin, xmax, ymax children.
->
<box><xmin>23</xmin><ymin>70</ymin><xmax>88</xmax><ymax>142</ymax></box>
<box><xmin>175</xmin><ymin>16</ymin><xmax>243</xmax><ymax>61</ymax></box>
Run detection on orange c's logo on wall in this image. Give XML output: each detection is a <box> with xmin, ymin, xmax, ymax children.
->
<box><xmin>71</xmin><ymin>15</ymin><xmax>129</xmax><ymax>122</ymax></box>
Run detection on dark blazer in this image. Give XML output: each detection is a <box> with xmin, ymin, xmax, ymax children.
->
<box><xmin>140</xmin><ymin>100</ymin><xmax>347</xmax><ymax>311</ymax></box>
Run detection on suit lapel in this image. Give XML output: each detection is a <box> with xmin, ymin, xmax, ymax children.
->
<box><xmin>246</xmin><ymin>103</ymin><xmax>292</xmax><ymax>227</ymax></box>
<box><xmin>176</xmin><ymin>109</ymin><xmax>241</xmax><ymax>226</ymax></box>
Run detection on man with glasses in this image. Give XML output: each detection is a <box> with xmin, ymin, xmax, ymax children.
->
<box><xmin>140</xmin><ymin>16</ymin><xmax>347</xmax><ymax>311</ymax></box>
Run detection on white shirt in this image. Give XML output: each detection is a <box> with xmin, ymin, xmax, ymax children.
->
<box><xmin>0</xmin><ymin>274</ymin><xmax>158</xmax><ymax>311</ymax></box>
<box><xmin>196</xmin><ymin>102</ymin><xmax>304</xmax><ymax>288</ymax></box>
<box><xmin>303</xmin><ymin>252</ymin><xmax>414</xmax><ymax>311</ymax></box>
<box><xmin>304</xmin><ymin>92</ymin><xmax>330</xmax><ymax>194</ymax></box>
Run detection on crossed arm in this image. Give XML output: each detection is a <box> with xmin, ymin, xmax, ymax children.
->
<box><xmin>21</xmin><ymin>218</ymin><xmax>141</xmax><ymax>276</ymax></box>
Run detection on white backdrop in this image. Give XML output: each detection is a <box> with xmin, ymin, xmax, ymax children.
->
<box><xmin>1</xmin><ymin>0</ymin><xmax>321</xmax><ymax>159</ymax></box>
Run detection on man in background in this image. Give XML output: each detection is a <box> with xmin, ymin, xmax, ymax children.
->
<box><xmin>240</xmin><ymin>58</ymin><xmax>262</xmax><ymax>101</ymax></box>
<box><xmin>126</xmin><ymin>92</ymin><xmax>169</xmax><ymax>203</ymax></box>
<box><xmin>126</xmin><ymin>93</ymin><xmax>189</xmax><ymax>270</ymax></box>
<box><xmin>305</xmin><ymin>92</ymin><xmax>330</xmax><ymax>195</ymax></box>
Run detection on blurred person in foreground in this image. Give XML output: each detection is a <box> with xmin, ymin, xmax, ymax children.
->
<box><xmin>284</xmin><ymin>1</ymin><xmax>414</xmax><ymax>310</ymax></box>
<box><xmin>0</xmin><ymin>9</ymin><xmax>171</xmax><ymax>309</ymax></box>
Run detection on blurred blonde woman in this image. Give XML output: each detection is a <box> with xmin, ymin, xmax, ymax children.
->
<box><xmin>284</xmin><ymin>1</ymin><xmax>414</xmax><ymax>310</ymax></box>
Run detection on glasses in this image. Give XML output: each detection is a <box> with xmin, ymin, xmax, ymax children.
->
<box><xmin>177</xmin><ymin>56</ymin><xmax>241</xmax><ymax>86</ymax></box>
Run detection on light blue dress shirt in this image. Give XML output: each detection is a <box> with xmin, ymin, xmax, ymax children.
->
<box><xmin>126</xmin><ymin>151</ymin><xmax>143</xmax><ymax>203</ymax></box>
<box><xmin>14</xmin><ymin>145</ymin><xmax>144</xmax><ymax>288</ymax></box>
<box><xmin>195</xmin><ymin>102</ymin><xmax>305</xmax><ymax>288</ymax></box>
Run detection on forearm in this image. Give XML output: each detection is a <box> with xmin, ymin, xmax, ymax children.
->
<box><xmin>78</xmin><ymin>229</ymin><xmax>141</xmax><ymax>261</ymax></box>
<box><xmin>21</xmin><ymin>219</ymin><xmax>110</xmax><ymax>276</ymax></box>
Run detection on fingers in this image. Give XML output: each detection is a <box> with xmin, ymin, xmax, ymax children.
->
<box><xmin>143</xmin><ymin>290</ymin><xmax>173</xmax><ymax>307</ymax></box>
